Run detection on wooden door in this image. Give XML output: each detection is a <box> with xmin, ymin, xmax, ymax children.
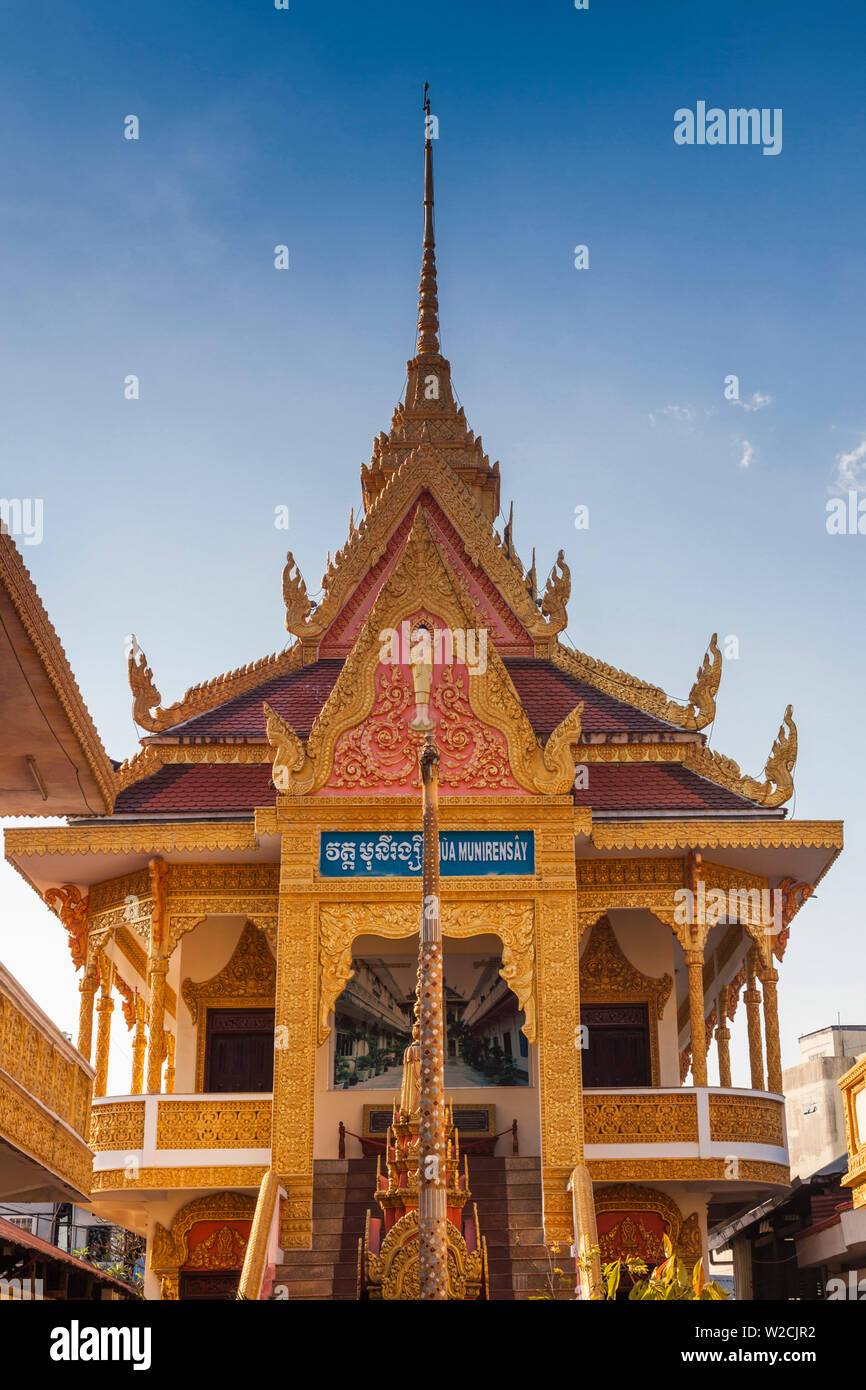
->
<box><xmin>204</xmin><ymin>1008</ymin><xmax>275</xmax><ymax>1092</ymax></box>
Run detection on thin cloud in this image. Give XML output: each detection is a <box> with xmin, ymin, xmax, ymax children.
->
<box><xmin>734</xmin><ymin>391</ymin><xmax>773</xmax><ymax>413</ymax></box>
<box><xmin>648</xmin><ymin>404</ymin><xmax>694</xmax><ymax>427</ymax></box>
<box><xmin>834</xmin><ymin>438</ymin><xmax>866</xmax><ymax>492</ymax></box>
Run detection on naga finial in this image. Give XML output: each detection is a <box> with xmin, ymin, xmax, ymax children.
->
<box><xmin>657</xmin><ymin>632</ymin><xmax>722</xmax><ymax>730</ymax></box>
<box><xmin>127</xmin><ymin>637</ymin><xmax>165</xmax><ymax>731</ymax></box>
<box><xmin>281</xmin><ymin>551</ymin><xmax>313</xmax><ymax>635</ymax></box>
<box><xmin>541</xmin><ymin>550</ymin><xmax>571</xmax><ymax>632</ymax></box>
<box><xmin>686</xmin><ymin>633</ymin><xmax>722</xmax><ymax>729</ymax></box>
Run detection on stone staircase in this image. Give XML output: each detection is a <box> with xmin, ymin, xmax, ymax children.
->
<box><xmin>468</xmin><ymin>1156</ymin><xmax>575</xmax><ymax>1301</ymax></box>
<box><xmin>274</xmin><ymin>1158</ymin><xmax>377</xmax><ymax>1301</ymax></box>
<box><xmin>273</xmin><ymin>1154</ymin><xmax>574</xmax><ymax>1301</ymax></box>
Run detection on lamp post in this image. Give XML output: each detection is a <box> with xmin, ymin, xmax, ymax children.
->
<box><xmin>417</xmin><ymin>731</ymin><xmax>448</xmax><ymax>1300</ymax></box>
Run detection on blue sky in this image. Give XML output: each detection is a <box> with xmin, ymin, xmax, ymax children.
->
<box><xmin>1</xmin><ymin>0</ymin><xmax>864</xmax><ymax>1068</ymax></box>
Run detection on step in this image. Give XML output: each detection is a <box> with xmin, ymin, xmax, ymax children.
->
<box><xmin>283</xmin><ymin>1279</ymin><xmax>334</xmax><ymax>1299</ymax></box>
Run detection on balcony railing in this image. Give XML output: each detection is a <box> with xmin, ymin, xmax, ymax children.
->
<box><xmin>584</xmin><ymin>1086</ymin><xmax>787</xmax><ymax>1181</ymax></box>
<box><xmin>0</xmin><ymin>963</ymin><xmax>94</xmax><ymax>1198</ymax></box>
<box><xmin>89</xmin><ymin>1093</ymin><xmax>272</xmax><ymax>1194</ymax></box>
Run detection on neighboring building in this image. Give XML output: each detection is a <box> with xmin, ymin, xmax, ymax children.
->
<box><xmin>709</xmin><ymin>1156</ymin><xmax>850</xmax><ymax>1301</ymax></box>
<box><xmin>1</xmin><ymin>125</ymin><xmax>844</xmax><ymax>1300</ymax></box>
<box><xmin>784</xmin><ymin>1025</ymin><xmax>866</xmax><ymax>1179</ymax></box>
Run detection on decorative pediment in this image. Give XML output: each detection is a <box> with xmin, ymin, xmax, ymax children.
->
<box><xmin>281</xmin><ymin>443</ymin><xmax>566</xmax><ymax>655</ymax></box>
<box><xmin>181</xmin><ymin>922</ymin><xmax>276</xmax><ymax>1025</ymax></box>
<box><xmin>266</xmin><ymin>506</ymin><xmax>582</xmax><ymax>797</ymax></box>
<box><xmin>580</xmin><ymin>917</ymin><xmax>672</xmax><ymax>1019</ymax></box>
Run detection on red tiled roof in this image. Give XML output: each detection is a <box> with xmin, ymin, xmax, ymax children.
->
<box><xmin>166</xmin><ymin>657</ymin><xmax>673</xmax><ymax>742</ymax></box>
<box><xmin>112</xmin><ymin>756</ymin><xmax>757</xmax><ymax>816</ymax></box>
<box><xmin>0</xmin><ymin>1216</ymin><xmax>138</xmax><ymax>1295</ymax></box>
<box><xmin>113</xmin><ymin>763</ymin><xmax>274</xmax><ymax>814</ymax></box>
<box><xmin>572</xmin><ymin>762</ymin><xmax>759</xmax><ymax>811</ymax></box>
<box><xmin>505</xmin><ymin>659</ymin><xmax>679</xmax><ymax>736</ymax></box>
<box><xmin>169</xmin><ymin>660</ymin><xmax>343</xmax><ymax>738</ymax></box>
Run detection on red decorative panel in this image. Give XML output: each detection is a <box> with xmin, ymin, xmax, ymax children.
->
<box><xmin>182</xmin><ymin>1220</ymin><xmax>251</xmax><ymax>1271</ymax></box>
<box><xmin>596</xmin><ymin>1210</ymin><xmax>666</xmax><ymax>1265</ymax></box>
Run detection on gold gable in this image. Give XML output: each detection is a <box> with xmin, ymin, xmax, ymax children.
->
<box><xmin>266</xmin><ymin>505</ymin><xmax>583</xmax><ymax>797</ymax></box>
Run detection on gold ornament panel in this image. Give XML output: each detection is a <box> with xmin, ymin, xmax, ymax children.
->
<box><xmin>90</xmin><ymin>1100</ymin><xmax>145</xmax><ymax>1152</ymax></box>
<box><xmin>708</xmin><ymin>1093</ymin><xmax>784</xmax><ymax>1147</ymax></box>
<box><xmin>0</xmin><ymin>1072</ymin><xmax>92</xmax><ymax>1197</ymax></box>
<box><xmin>91</xmin><ymin>1164</ymin><xmax>267</xmax><ymax>1192</ymax></box>
<box><xmin>584</xmin><ymin>1092</ymin><xmax>699</xmax><ymax>1144</ymax></box>
<box><xmin>267</xmin><ymin>508</ymin><xmax>582</xmax><ymax>797</ymax></box>
<box><xmin>155</xmin><ymin>1099</ymin><xmax>272</xmax><ymax>1150</ymax></box>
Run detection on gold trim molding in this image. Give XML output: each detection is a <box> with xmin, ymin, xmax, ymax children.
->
<box><xmin>91</xmin><ymin>1164</ymin><xmax>268</xmax><ymax>1192</ymax></box>
<box><xmin>590</xmin><ymin>821</ymin><xmax>843</xmax><ymax>853</ymax></box>
<box><xmin>5</xmin><ymin>822</ymin><xmax>261</xmax><ymax>858</ymax></box>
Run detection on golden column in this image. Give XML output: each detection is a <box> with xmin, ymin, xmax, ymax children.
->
<box><xmin>131</xmin><ymin>993</ymin><xmax>147</xmax><ymax>1095</ymax></box>
<box><xmin>93</xmin><ymin>953</ymin><xmax>115</xmax><ymax>1098</ymax></box>
<box><xmin>145</xmin><ymin>858</ymin><xmax>169</xmax><ymax>1094</ymax></box>
<box><xmin>685</xmin><ymin>950</ymin><xmax>708</xmax><ymax>1087</ymax></box>
<box><xmin>417</xmin><ymin>732</ymin><xmax>448</xmax><ymax>1301</ymax></box>
<box><xmin>683</xmin><ymin>851</ymin><xmax>708</xmax><ymax>1088</ymax></box>
<box><xmin>164</xmin><ymin>1031</ymin><xmax>176</xmax><ymax>1095</ymax></box>
<box><xmin>77</xmin><ymin>962</ymin><xmax>99</xmax><ymax>1062</ymax></box>
<box><xmin>744</xmin><ymin>948</ymin><xmax>765</xmax><ymax>1091</ymax></box>
<box><xmin>715</xmin><ymin>985</ymin><xmax>732</xmax><ymax>1089</ymax></box>
<box><xmin>759</xmin><ymin>964</ymin><xmax>783</xmax><ymax>1093</ymax></box>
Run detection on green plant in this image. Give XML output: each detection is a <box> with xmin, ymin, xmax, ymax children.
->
<box><xmin>583</xmin><ymin>1236</ymin><xmax>728</xmax><ymax>1301</ymax></box>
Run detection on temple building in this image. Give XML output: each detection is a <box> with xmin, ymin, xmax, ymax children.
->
<box><xmin>2</xmin><ymin>126</ymin><xmax>844</xmax><ymax>1300</ymax></box>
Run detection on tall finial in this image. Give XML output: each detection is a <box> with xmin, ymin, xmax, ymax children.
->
<box><xmin>416</xmin><ymin>83</ymin><xmax>440</xmax><ymax>357</ymax></box>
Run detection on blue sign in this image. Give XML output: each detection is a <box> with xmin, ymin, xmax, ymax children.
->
<box><xmin>319</xmin><ymin>831</ymin><xmax>535</xmax><ymax>878</ymax></box>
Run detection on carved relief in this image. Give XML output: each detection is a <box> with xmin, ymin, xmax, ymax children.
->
<box><xmin>268</xmin><ymin>508</ymin><xmax>582</xmax><ymax>797</ymax></box>
<box><xmin>708</xmin><ymin>1093</ymin><xmax>784</xmax><ymax>1147</ymax></box>
<box><xmin>155</xmin><ymin>1099</ymin><xmax>272</xmax><ymax>1150</ymax></box>
<box><xmin>584</xmin><ymin>1093</ymin><xmax>699</xmax><ymax>1144</ymax></box>
<box><xmin>43</xmin><ymin>885</ymin><xmax>89</xmax><ymax>970</ymax></box>
<box><xmin>149</xmin><ymin>1192</ymin><xmax>256</xmax><ymax>1298</ymax></box>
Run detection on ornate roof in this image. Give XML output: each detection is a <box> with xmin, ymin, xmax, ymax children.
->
<box><xmin>108</xmin><ymin>125</ymin><xmax>798</xmax><ymax>820</ymax></box>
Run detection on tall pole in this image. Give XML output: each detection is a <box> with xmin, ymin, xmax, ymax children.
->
<box><xmin>417</xmin><ymin>732</ymin><xmax>448</xmax><ymax>1300</ymax></box>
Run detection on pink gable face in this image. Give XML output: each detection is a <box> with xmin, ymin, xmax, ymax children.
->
<box><xmin>319</xmin><ymin>498</ymin><xmax>533</xmax><ymax>657</ymax></box>
<box><xmin>322</xmin><ymin>611</ymin><xmax>528</xmax><ymax>796</ymax></box>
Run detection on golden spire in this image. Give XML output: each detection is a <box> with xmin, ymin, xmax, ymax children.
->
<box><xmin>416</xmin><ymin>82</ymin><xmax>440</xmax><ymax>357</ymax></box>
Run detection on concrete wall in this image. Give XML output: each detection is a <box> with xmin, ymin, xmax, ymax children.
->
<box><xmin>784</xmin><ymin>1054</ymin><xmax>851</xmax><ymax>1179</ymax></box>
